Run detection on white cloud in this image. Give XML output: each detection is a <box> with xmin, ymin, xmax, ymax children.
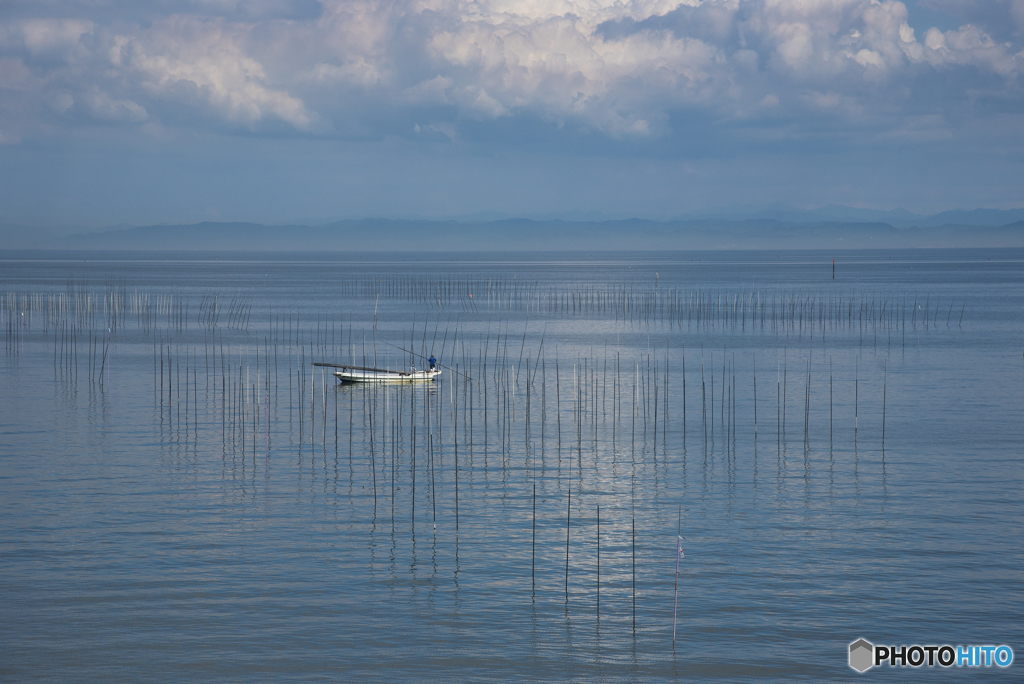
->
<box><xmin>82</xmin><ymin>86</ymin><xmax>148</xmax><ymax>122</ymax></box>
<box><xmin>306</xmin><ymin>59</ymin><xmax>382</xmax><ymax>87</ymax></box>
<box><xmin>118</xmin><ymin>17</ymin><xmax>312</xmax><ymax>129</ymax></box>
<box><xmin>18</xmin><ymin>18</ymin><xmax>94</xmax><ymax>56</ymax></box>
<box><xmin>402</xmin><ymin>75</ymin><xmax>455</xmax><ymax>105</ymax></box>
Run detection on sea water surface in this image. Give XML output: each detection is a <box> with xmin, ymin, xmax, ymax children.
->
<box><xmin>1</xmin><ymin>249</ymin><xmax>1022</xmax><ymax>681</ymax></box>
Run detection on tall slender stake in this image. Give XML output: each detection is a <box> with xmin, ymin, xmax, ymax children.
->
<box><xmin>430</xmin><ymin>433</ymin><xmax>437</xmax><ymax>533</ymax></box>
<box><xmin>753</xmin><ymin>354</ymin><xmax>757</xmax><ymax>438</ymax></box>
<box><xmin>454</xmin><ymin>371</ymin><xmax>459</xmax><ymax>531</ymax></box>
<box><xmin>673</xmin><ymin>506</ymin><xmax>683</xmax><ymax>645</ymax></box>
<box><xmin>596</xmin><ymin>504</ymin><xmax>600</xmax><ymax>617</ymax></box>
<box><xmin>882</xmin><ymin>360</ymin><xmax>887</xmax><ymax>450</ymax></box>
<box><xmin>391</xmin><ymin>418</ymin><xmax>395</xmax><ymax>522</ymax></box>
<box><xmin>855</xmin><ymin>358</ymin><xmax>859</xmax><ymax>443</ymax></box>
<box><xmin>632</xmin><ymin>516</ymin><xmax>637</xmax><ymax>634</ymax></box>
<box><xmin>565</xmin><ymin>484</ymin><xmax>571</xmax><ymax>602</ymax></box>
<box><xmin>532</xmin><ymin>482</ymin><xmax>536</xmax><ymax>595</ymax></box>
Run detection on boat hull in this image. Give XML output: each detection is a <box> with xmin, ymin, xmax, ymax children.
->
<box><xmin>333</xmin><ymin>368</ymin><xmax>441</xmax><ymax>383</ymax></box>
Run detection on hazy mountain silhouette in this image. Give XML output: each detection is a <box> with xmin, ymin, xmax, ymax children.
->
<box><xmin>39</xmin><ymin>216</ymin><xmax>1024</xmax><ymax>251</ymax></box>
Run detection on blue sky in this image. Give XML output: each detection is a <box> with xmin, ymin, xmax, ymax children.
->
<box><xmin>0</xmin><ymin>0</ymin><xmax>1022</xmax><ymax>228</ymax></box>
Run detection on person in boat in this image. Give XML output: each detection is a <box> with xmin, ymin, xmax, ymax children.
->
<box><xmin>429</xmin><ymin>355</ymin><xmax>436</xmax><ymax>370</ymax></box>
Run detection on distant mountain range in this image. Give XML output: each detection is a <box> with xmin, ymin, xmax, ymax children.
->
<box><xmin>406</xmin><ymin>205</ymin><xmax>1024</xmax><ymax>228</ymax></box>
<box><xmin>50</xmin><ymin>217</ymin><xmax>1024</xmax><ymax>251</ymax></box>
<box><xmin>683</xmin><ymin>205</ymin><xmax>1024</xmax><ymax>228</ymax></box>
<box><xmin>2</xmin><ymin>206</ymin><xmax>1024</xmax><ymax>251</ymax></box>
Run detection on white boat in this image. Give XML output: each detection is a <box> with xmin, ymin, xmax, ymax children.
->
<box><xmin>330</xmin><ymin>364</ymin><xmax>441</xmax><ymax>383</ymax></box>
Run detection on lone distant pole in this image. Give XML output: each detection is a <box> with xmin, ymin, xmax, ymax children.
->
<box><xmin>833</xmin><ymin>258</ymin><xmax>835</xmax><ymax>280</ymax></box>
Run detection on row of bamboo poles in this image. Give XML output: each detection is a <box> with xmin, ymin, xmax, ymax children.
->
<box><xmin>4</xmin><ymin>281</ymin><xmax>964</xmax><ymax>354</ymax></box>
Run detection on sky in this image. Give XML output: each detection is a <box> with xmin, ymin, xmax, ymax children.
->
<box><xmin>0</xmin><ymin>0</ymin><xmax>1022</xmax><ymax>229</ymax></box>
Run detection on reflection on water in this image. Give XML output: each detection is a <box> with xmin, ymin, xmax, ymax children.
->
<box><xmin>2</xmin><ymin>249</ymin><xmax>1023</xmax><ymax>680</ymax></box>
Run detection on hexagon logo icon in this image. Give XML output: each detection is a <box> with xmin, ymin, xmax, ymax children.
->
<box><xmin>849</xmin><ymin>639</ymin><xmax>874</xmax><ymax>673</ymax></box>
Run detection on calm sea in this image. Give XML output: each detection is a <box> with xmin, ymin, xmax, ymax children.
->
<box><xmin>1</xmin><ymin>249</ymin><xmax>1021</xmax><ymax>681</ymax></box>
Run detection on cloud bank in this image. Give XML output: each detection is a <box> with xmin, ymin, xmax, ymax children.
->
<box><xmin>0</xmin><ymin>0</ymin><xmax>1021</xmax><ymax>144</ymax></box>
